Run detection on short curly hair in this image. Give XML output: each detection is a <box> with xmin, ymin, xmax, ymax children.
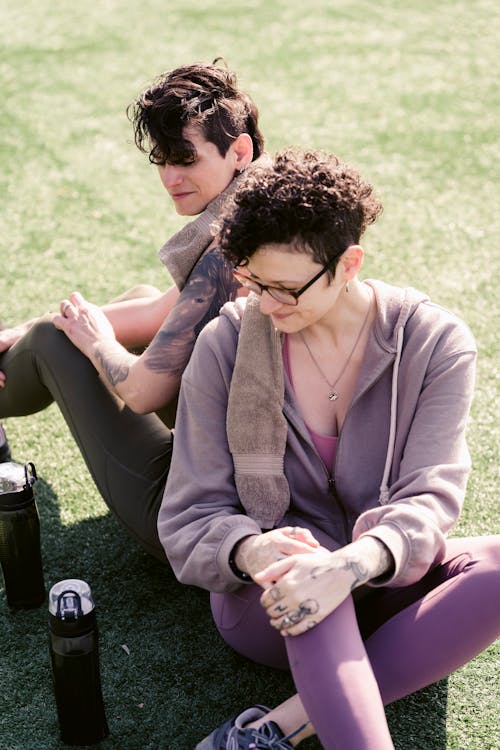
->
<box><xmin>219</xmin><ymin>149</ymin><xmax>383</xmax><ymax>271</ymax></box>
<box><xmin>128</xmin><ymin>60</ymin><xmax>264</xmax><ymax>166</ymax></box>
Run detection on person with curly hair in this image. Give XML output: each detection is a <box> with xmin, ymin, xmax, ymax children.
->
<box><xmin>158</xmin><ymin>149</ymin><xmax>500</xmax><ymax>748</ymax></box>
<box><xmin>0</xmin><ymin>61</ymin><xmax>266</xmax><ymax>561</ymax></box>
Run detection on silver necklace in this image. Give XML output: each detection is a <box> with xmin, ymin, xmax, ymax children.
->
<box><xmin>299</xmin><ymin>291</ymin><xmax>373</xmax><ymax>401</ymax></box>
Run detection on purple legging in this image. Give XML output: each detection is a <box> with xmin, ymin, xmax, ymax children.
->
<box><xmin>211</xmin><ymin>535</ymin><xmax>500</xmax><ymax>749</ymax></box>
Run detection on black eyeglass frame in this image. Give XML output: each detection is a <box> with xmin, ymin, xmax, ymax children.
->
<box><xmin>232</xmin><ymin>254</ymin><xmax>340</xmax><ymax>306</ymax></box>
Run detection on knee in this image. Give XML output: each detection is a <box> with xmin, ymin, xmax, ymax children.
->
<box><xmin>110</xmin><ymin>284</ymin><xmax>162</xmax><ymax>302</ymax></box>
<box><xmin>23</xmin><ymin>317</ymin><xmax>73</xmax><ymax>359</ymax></box>
<box><xmin>483</xmin><ymin>535</ymin><xmax>500</xmax><ymax>568</ymax></box>
<box><xmin>455</xmin><ymin>535</ymin><xmax>500</xmax><ymax>576</ymax></box>
<box><xmin>18</xmin><ymin>314</ymin><xmax>78</xmax><ymax>362</ymax></box>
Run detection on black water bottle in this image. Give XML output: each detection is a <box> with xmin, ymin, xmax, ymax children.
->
<box><xmin>0</xmin><ymin>461</ymin><xmax>45</xmax><ymax>608</ymax></box>
<box><xmin>48</xmin><ymin>579</ymin><xmax>109</xmax><ymax>745</ymax></box>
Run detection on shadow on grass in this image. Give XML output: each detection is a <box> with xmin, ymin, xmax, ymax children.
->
<box><xmin>0</xmin><ymin>476</ymin><xmax>448</xmax><ymax>750</ymax></box>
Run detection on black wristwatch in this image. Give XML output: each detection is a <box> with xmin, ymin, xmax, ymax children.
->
<box><xmin>228</xmin><ymin>543</ymin><xmax>252</xmax><ymax>581</ymax></box>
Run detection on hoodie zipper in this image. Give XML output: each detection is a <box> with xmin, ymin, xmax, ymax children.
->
<box><xmin>325</xmin><ymin>434</ymin><xmax>350</xmax><ymax>540</ymax></box>
<box><xmin>295</xmin><ymin>414</ymin><xmax>349</xmax><ymax>544</ymax></box>
<box><xmin>321</xmin><ymin>457</ymin><xmax>349</xmax><ymax>542</ymax></box>
<box><xmin>302</xmin><ymin>343</ymin><xmax>395</xmax><ymax>536</ymax></box>
<box><xmin>282</xmin><ymin>312</ymin><xmax>402</xmax><ymax>535</ymax></box>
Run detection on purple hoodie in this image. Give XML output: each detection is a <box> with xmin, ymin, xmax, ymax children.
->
<box><xmin>158</xmin><ymin>280</ymin><xmax>476</xmax><ymax>593</ymax></box>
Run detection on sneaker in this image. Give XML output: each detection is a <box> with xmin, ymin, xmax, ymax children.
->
<box><xmin>195</xmin><ymin>704</ymin><xmax>301</xmax><ymax>749</ymax></box>
<box><xmin>0</xmin><ymin>424</ymin><xmax>11</xmax><ymax>463</ymax></box>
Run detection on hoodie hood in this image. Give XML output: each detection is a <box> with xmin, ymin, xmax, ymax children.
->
<box><xmin>367</xmin><ymin>280</ymin><xmax>429</xmax><ymax>352</ymax></box>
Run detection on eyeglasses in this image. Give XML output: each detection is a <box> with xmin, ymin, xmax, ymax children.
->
<box><xmin>232</xmin><ymin>256</ymin><xmax>339</xmax><ymax>306</ymax></box>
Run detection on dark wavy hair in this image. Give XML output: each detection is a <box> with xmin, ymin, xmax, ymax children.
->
<box><xmin>218</xmin><ymin>149</ymin><xmax>383</xmax><ymax>272</ymax></box>
<box><xmin>128</xmin><ymin>60</ymin><xmax>264</xmax><ymax>166</ymax></box>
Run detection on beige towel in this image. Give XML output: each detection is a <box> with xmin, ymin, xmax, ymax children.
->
<box><xmin>226</xmin><ymin>294</ymin><xmax>290</xmax><ymax>528</ymax></box>
<box><xmin>158</xmin><ymin>154</ymin><xmax>271</xmax><ymax>289</ymax></box>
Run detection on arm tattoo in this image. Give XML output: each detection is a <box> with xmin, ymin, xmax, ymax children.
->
<box><xmin>310</xmin><ymin>556</ymin><xmax>370</xmax><ymax>589</ymax></box>
<box><xmin>346</xmin><ymin>555</ymin><xmax>370</xmax><ymax>587</ymax></box>
<box><xmin>144</xmin><ymin>247</ymin><xmax>240</xmax><ymax>376</ymax></box>
<box><xmin>310</xmin><ymin>542</ymin><xmax>393</xmax><ymax>589</ymax></box>
<box><xmin>369</xmin><ymin>541</ymin><xmax>394</xmax><ymax>580</ymax></box>
<box><xmin>95</xmin><ymin>349</ymin><xmax>129</xmax><ymax>386</ymax></box>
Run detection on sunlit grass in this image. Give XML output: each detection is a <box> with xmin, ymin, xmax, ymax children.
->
<box><xmin>0</xmin><ymin>1</ymin><xmax>498</xmax><ymax>748</ymax></box>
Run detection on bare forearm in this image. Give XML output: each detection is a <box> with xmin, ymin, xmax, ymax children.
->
<box><xmin>0</xmin><ymin>316</ymin><xmax>42</xmax><ymax>351</ymax></box>
<box><xmin>362</xmin><ymin>536</ymin><xmax>394</xmax><ymax>580</ymax></box>
<box><xmin>321</xmin><ymin>536</ymin><xmax>394</xmax><ymax>591</ymax></box>
<box><xmin>91</xmin><ymin>340</ymin><xmax>134</xmax><ymax>387</ymax></box>
<box><xmin>89</xmin><ymin>339</ymin><xmax>180</xmax><ymax>413</ymax></box>
<box><xmin>53</xmin><ymin>248</ymin><xmax>239</xmax><ymax>413</ymax></box>
<box><xmin>102</xmin><ymin>288</ymin><xmax>179</xmax><ymax>349</ymax></box>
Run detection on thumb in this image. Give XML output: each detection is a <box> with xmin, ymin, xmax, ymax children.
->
<box><xmin>254</xmin><ymin>556</ymin><xmax>295</xmax><ymax>585</ymax></box>
<box><xmin>282</xmin><ymin>526</ymin><xmax>320</xmax><ymax>548</ymax></box>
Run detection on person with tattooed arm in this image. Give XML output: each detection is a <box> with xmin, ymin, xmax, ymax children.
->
<box><xmin>0</xmin><ymin>61</ymin><xmax>266</xmax><ymax>561</ymax></box>
<box><xmin>158</xmin><ymin>149</ymin><xmax>500</xmax><ymax>749</ymax></box>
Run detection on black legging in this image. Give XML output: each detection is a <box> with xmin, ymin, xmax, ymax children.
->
<box><xmin>0</xmin><ymin>318</ymin><xmax>172</xmax><ymax>561</ymax></box>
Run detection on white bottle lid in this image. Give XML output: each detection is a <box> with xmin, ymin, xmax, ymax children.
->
<box><xmin>0</xmin><ymin>461</ymin><xmax>36</xmax><ymax>494</ymax></box>
<box><xmin>49</xmin><ymin>579</ymin><xmax>95</xmax><ymax>617</ymax></box>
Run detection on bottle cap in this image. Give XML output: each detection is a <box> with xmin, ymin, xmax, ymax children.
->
<box><xmin>0</xmin><ymin>461</ymin><xmax>37</xmax><ymax>494</ymax></box>
<box><xmin>49</xmin><ymin>579</ymin><xmax>95</xmax><ymax>618</ymax></box>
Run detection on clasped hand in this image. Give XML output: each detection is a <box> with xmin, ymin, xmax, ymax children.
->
<box><xmin>1</xmin><ymin>321</ymin><xmax>36</xmax><ymax>387</ymax></box>
<box><xmin>256</xmin><ymin>546</ymin><xmax>368</xmax><ymax>637</ymax></box>
<box><xmin>235</xmin><ymin>526</ymin><xmax>321</xmax><ymax>580</ymax></box>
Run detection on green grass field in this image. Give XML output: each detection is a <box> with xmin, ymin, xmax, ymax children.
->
<box><xmin>0</xmin><ymin>1</ymin><xmax>498</xmax><ymax>748</ymax></box>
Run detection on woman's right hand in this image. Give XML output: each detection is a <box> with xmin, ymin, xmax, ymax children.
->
<box><xmin>234</xmin><ymin>527</ymin><xmax>323</xmax><ymax>580</ymax></box>
<box><xmin>0</xmin><ymin>323</ymin><xmax>31</xmax><ymax>354</ymax></box>
<box><xmin>0</xmin><ymin>320</ymin><xmax>38</xmax><ymax>387</ymax></box>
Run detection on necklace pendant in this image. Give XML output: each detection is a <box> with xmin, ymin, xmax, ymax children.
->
<box><xmin>328</xmin><ymin>391</ymin><xmax>339</xmax><ymax>401</ymax></box>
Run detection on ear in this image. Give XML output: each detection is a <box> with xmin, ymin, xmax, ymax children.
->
<box><xmin>339</xmin><ymin>245</ymin><xmax>364</xmax><ymax>280</ymax></box>
<box><xmin>230</xmin><ymin>133</ymin><xmax>254</xmax><ymax>172</ymax></box>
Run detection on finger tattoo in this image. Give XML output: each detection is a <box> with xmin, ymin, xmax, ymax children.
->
<box><xmin>269</xmin><ymin>586</ymin><xmax>282</xmax><ymax>601</ymax></box>
<box><xmin>298</xmin><ymin>599</ymin><xmax>319</xmax><ymax>615</ymax></box>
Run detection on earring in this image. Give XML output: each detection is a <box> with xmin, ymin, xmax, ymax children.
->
<box><xmin>345</xmin><ymin>281</ymin><xmax>350</xmax><ymax>293</ymax></box>
<box><xmin>239</xmin><ymin>166</ymin><xmax>246</xmax><ymax>174</ymax></box>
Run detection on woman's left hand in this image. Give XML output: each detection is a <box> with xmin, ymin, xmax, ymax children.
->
<box><xmin>256</xmin><ymin>544</ymin><xmax>371</xmax><ymax>636</ymax></box>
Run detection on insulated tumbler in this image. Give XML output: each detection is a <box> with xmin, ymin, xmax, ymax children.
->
<box><xmin>48</xmin><ymin>579</ymin><xmax>109</xmax><ymax>745</ymax></box>
<box><xmin>0</xmin><ymin>461</ymin><xmax>45</xmax><ymax>608</ymax></box>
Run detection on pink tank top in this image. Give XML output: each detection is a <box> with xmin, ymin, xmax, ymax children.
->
<box><xmin>283</xmin><ymin>335</ymin><xmax>338</xmax><ymax>469</ymax></box>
